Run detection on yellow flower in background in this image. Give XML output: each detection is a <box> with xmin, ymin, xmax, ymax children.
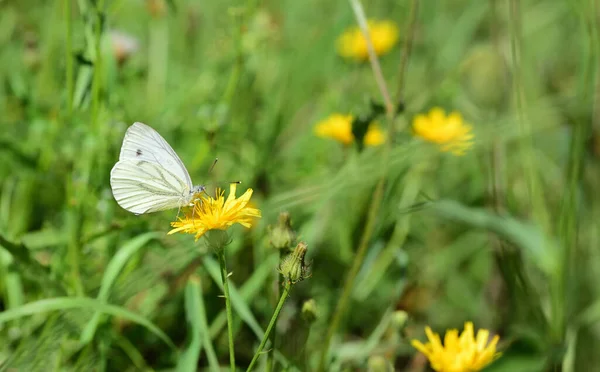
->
<box><xmin>337</xmin><ymin>20</ymin><xmax>399</xmax><ymax>61</ymax></box>
<box><xmin>169</xmin><ymin>183</ymin><xmax>261</xmax><ymax>241</ymax></box>
<box><xmin>364</xmin><ymin>123</ymin><xmax>386</xmax><ymax>146</ymax></box>
<box><xmin>412</xmin><ymin>107</ymin><xmax>474</xmax><ymax>155</ymax></box>
<box><xmin>411</xmin><ymin>322</ymin><xmax>501</xmax><ymax>372</ymax></box>
<box><xmin>314</xmin><ymin>114</ymin><xmax>354</xmax><ymax>145</ymax></box>
<box><xmin>314</xmin><ymin>114</ymin><xmax>386</xmax><ymax>147</ymax></box>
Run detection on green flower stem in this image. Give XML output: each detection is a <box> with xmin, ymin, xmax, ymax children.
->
<box><xmin>64</xmin><ymin>0</ymin><xmax>73</xmax><ymax>116</ymax></box>
<box><xmin>265</xmin><ymin>250</ymin><xmax>286</xmax><ymax>372</ymax></box>
<box><xmin>246</xmin><ymin>280</ymin><xmax>292</xmax><ymax>372</ymax></box>
<box><xmin>217</xmin><ymin>249</ymin><xmax>236</xmax><ymax>372</ymax></box>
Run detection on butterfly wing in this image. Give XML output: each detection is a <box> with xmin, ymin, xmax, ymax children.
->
<box><xmin>110</xmin><ymin>159</ymin><xmax>190</xmax><ymax>214</ymax></box>
<box><xmin>119</xmin><ymin>122</ymin><xmax>193</xmax><ymax>188</ymax></box>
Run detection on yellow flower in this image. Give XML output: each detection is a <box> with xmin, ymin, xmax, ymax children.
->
<box><xmin>364</xmin><ymin>123</ymin><xmax>386</xmax><ymax>146</ymax></box>
<box><xmin>411</xmin><ymin>322</ymin><xmax>501</xmax><ymax>372</ymax></box>
<box><xmin>337</xmin><ymin>20</ymin><xmax>399</xmax><ymax>61</ymax></box>
<box><xmin>314</xmin><ymin>114</ymin><xmax>354</xmax><ymax>145</ymax></box>
<box><xmin>314</xmin><ymin>114</ymin><xmax>386</xmax><ymax>147</ymax></box>
<box><xmin>168</xmin><ymin>183</ymin><xmax>261</xmax><ymax>241</ymax></box>
<box><xmin>412</xmin><ymin>107</ymin><xmax>474</xmax><ymax>155</ymax></box>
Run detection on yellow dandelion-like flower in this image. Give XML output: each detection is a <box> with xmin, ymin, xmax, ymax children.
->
<box><xmin>412</xmin><ymin>107</ymin><xmax>474</xmax><ymax>155</ymax></box>
<box><xmin>411</xmin><ymin>322</ymin><xmax>502</xmax><ymax>372</ymax></box>
<box><xmin>315</xmin><ymin>114</ymin><xmax>386</xmax><ymax>147</ymax></box>
<box><xmin>168</xmin><ymin>183</ymin><xmax>261</xmax><ymax>241</ymax></box>
<box><xmin>364</xmin><ymin>122</ymin><xmax>386</xmax><ymax>146</ymax></box>
<box><xmin>337</xmin><ymin>20</ymin><xmax>399</xmax><ymax>61</ymax></box>
<box><xmin>314</xmin><ymin>113</ymin><xmax>354</xmax><ymax>145</ymax></box>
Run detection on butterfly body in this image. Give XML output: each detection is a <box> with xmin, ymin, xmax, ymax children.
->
<box><xmin>110</xmin><ymin>122</ymin><xmax>205</xmax><ymax>215</ymax></box>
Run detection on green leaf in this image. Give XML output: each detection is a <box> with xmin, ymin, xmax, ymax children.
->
<box><xmin>0</xmin><ymin>233</ymin><xmax>64</xmax><ymax>293</ymax></box>
<box><xmin>177</xmin><ymin>276</ymin><xmax>220</xmax><ymax>372</ymax></box>
<box><xmin>0</xmin><ymin>297</ymin><xmax>175</xmax><ymax>349</ymax></box>
<box><xmin>80</xmin><ymin>232</ymin><xmax>162</xmax><ymax>344</ymax></box>
<box><xmin>432</xmin><ymin>200</ymin><xmax>560</xmax><ymax>275</ymax></box>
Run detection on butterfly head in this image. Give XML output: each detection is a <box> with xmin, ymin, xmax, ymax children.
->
<box><xmin>191</xmin><ymin>185</ymin><xmax>206</xmax><ymax>195</ymax></box>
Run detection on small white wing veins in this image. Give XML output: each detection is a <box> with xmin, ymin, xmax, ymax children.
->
<box><xmin>110</xmin><ymin>160</ymin><xmax>190</xmax><ymax>214</ymax></box>
<box><xmin>119</xmin><ymin>122</ymin><xmax>193</xmax><ymax>188</ymax></box>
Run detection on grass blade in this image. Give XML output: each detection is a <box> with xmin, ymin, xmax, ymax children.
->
<box><xmin>177</xmin><ymin>276</ymin><xmax>220</xmax><ymax>372</ymax></box>
<box><xmin>80</xmin><ymin>232</ymin><xmax>162</xmax><ymax>344</ymax></box>
<box><xmin>0</xmin><ymin>297</ymin><xmax>175</xmax><ymax>349</ymax></box>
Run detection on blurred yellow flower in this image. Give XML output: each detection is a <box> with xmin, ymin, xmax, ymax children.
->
<box><xmin>412</xmin><ymin>107</ymin><xmax>474</xmax><ymax>155</ymax></box>
<box><xmin>337</xmin><ymin>20</ymin><xmax>399</xmax><ymax>61</ymax></box>
<box><xmin>364</xmin><ymin>123</ymin><xmax>386</xmax><ymax>146</ymax></box>
<box><xmin>314</xmin><ymin>114</ymin><xmax>386</xmax><ymax>147</ymax></box>
<box><xmin>168</xmin><ymin>183</ymin><xmax>261</xmax><ymax>241</ymax></box>
<box><xmin>411</xmin><ymin>322</ymin><xmax>501</xmax><ymax>372</ymax></box>
<box><xmin>315</xmin><ymin>114</ymin><xmax>354</xmax><ymax>145</ymax></box>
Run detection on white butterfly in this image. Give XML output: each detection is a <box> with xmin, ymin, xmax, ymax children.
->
<box><xmin>110</xmin><ymin>122</ymin><xmax>206</xmax><ymax>215</ymax></box>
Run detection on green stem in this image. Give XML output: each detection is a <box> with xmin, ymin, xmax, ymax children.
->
<box><xmin>217</xmin><ymin>250</ymin><xmax>236</xmax><ymax>372</ymax></box>
<box><xmin>64</xmin><ymin>0</ymin><xmax>73</xmax><ymax>116</ymax></box>
<box><xmin>265</xmin><ymin>250</ymin><xmax>286</xmax><ymax>372</ymax></box>
<box><xmin>246</xmin><ymin>281</ymin><xmax>292</xmax><ymax>372</ymax></box>
<box><xmin>91</xmin><ymin>0</ymin><xmax>104</xmax><ymax>132</ymax></box>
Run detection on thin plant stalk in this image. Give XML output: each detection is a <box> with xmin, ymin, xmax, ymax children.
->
<box><xmin>265</xmin><ymin>249</ymin><xmax>286</xmax><ymax>372</ymax></box>
<box><xmin>508</xmin><ymin>0</ymin><xmax>557</xmax><ymax>340</ymax></box>
<box><xmin>395</xmin><ymin>0</ymin><xmax>418</xmax><ymax>103</ymax></box>
<box><xmin>217</xmin><ymin>250</ymin><xmax>236</xmax><ymax>371</ymax></box>
<box><xmin>246</xmin><ymin>281</ymin><xmax>292</xmax><ymax>372</ymax></box>
<box><xmin>317</xmin><ymin>0</ymin><xmax>417</xmax><ymax>369</ymax></box>
<box><xmin>64</xmin><ymin>0</ymin><xmax>73</xmax><ymax>116</ymax></box>
<box><xmin>508</xmin><ymin>0</ymin><xmax>550</xmax><ymax>231</ymax></box>
<box><xmin>558</xmin><ymin>0</ymin><xmax>596</xmax><ymax>365</ymax></box>
<box><xmin>91</xmin><ymin>0</ymin><xmax>104</xmax><ymax>131</ymax></box>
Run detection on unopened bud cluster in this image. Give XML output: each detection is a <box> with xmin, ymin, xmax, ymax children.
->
<box><xmin>279</xmin><ymin>242</ymin><xmax>311</xmax><ymax>284</ymax></box>
<box><xmin>268</xmin><ymin>212</ymin><xmax>296</xmax><ymax>250</ymax></box>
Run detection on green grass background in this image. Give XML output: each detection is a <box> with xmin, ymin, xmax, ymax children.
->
<box><xmin>0</xmin><ymin>0</ymin><xmax>599</xmax><ymax>371</ymax></box>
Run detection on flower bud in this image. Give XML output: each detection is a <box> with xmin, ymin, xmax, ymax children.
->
<box><xmin>301</xmin><ymin>299</ymin><xmax>318</xmax><ymax>323</ymax></box>
<box><xmin>279</xmin><ymin>242</ymin><xmax>310</xmax><ymax>284</ymax></box>
<box><xmin>269</xmin><ymin>212</ymin><xmax>296</xmax><ymax>250</ymax></box>
<box><xmin>204</xmin><ymin>229</ymin><xmax>230</xmax><ymax>252</ymax></box>
<box><xmin>367</xmin><ymin>355</ymin><xmax>394</xmax><ymax>372</ymax></box>
<box><xmin>391</xmin><ymin>310</ymin><xmax>408</xmax><ymax>330</ymax></box>
<box><xmin>461</xmin><ymin>44</ymin><xmax>509</xmax><ymax>109</ymax></box>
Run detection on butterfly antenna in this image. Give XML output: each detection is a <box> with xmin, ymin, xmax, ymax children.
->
<box><xmin>208</xmin><ymin>158</ymin><xmax>218</xmax><ymax>174</ymax></box>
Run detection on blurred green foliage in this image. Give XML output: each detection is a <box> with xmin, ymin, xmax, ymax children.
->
<box><xmin>0</xmin><ymin>0</ymin><xmax>599</xmax><ymax>371</ymax></box>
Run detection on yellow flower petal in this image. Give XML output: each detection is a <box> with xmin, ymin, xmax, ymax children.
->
<box><xmin>411</xmin><ymin>340</ymin><xmax>431</xmax><ymax>356</ymax></box>
<box><xmin>169</xmin><ymin>184</ymin><xmax>261</xmax><ymax>241</ymax></box>
<box><xmin>411</xmin><ymin>322</ymin><xmax>501</xmax><ymax>372</ymax></box>
<box><xmin>337</xmin><ymin>19</ymin><xmax>399</xmax><ymax>61</ymax></box>
<box><xmin>364</xmin><ymin>122</ymin><xmax>386</xmax><ymax>146</ymax></box>
<box><xmin>314</xmin><ymin>113</ymin><xmax>354</xmax><ymax>145</ymax></box>
<box><xmin>412</xmin><ymin>107</ymin><xmax>475</xmax><ymax>155</ymax></box>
